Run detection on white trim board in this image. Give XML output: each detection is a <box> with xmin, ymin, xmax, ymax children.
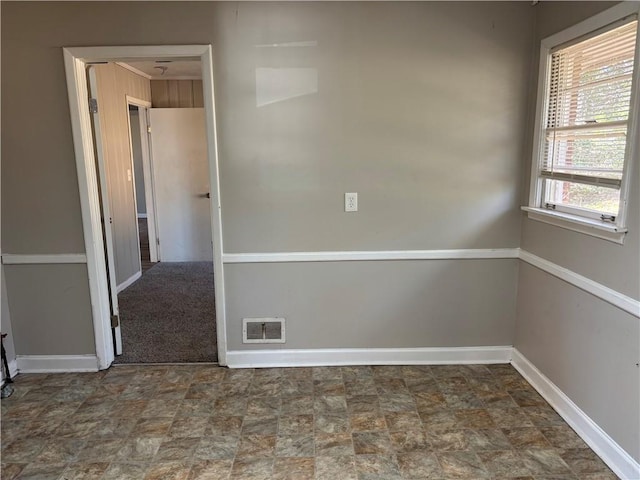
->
<box><xmin>9</xmin><ymin>359</ymin><xmax>18</xmax><ymax>379</ymax></box>
<box><xmin>15</xmin><ymin>355</ymin><xmax>99</xmax><ymax>373</ymax></box>
<box><xmin>519</xmin><ymin>250</ymin><xmax>640</xmax><ymax>318</ymax></box>
<box><xmin>1</xmin><ymin>254</ymin><xmax>87</xmax><ymax>265</ymax></box>
<box><xmin>223</xmin><ymin>248</ymin><xmax>520</xmax><ymax>264</ymax></box>
<box><xmin>226</xmin><ymin>346</ymin><xmax>513</xmax><ymax>369</ymax></box>
<box><xmin>137</xmin><ymin>213</ymin><xmax>148</xmax><ymax>219</ymax></box>
<box><xmin>115</xmin><ymin>61</ymin><xmax>151</xmax><ymax>80</ymax></box>
<box><xmin>511</xmin><ymin>349</ymin><xmax>640</xmax><ymax>480</ymax></box>
<box><xmin>116</xmin><ymin>270</ymin><xmax>142</xmax><ymax>293</ymax></box>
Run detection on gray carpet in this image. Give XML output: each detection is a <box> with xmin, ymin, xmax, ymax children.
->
<box><xmin>114</xmin><ymin>262</ymin><xmax>217</xmax><ymax>364</ymax></box>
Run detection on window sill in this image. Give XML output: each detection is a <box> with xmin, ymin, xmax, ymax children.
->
<box><xmin>521</xmin><ymin>207</ymin><xmax>627</xmax><ymax>244</ymax></box>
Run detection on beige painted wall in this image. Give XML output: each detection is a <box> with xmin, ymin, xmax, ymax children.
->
<box><xmin>516</xmin><ymin>264</ymin><xmax>640</xmax><ymax>462</ymax></box>
<box><xmin>215</xmin><ymin>2</ymin><xmax>530</xmax><ymax>253</ymax></box>
<box><xmin>93</xmin><ymin>63</ymin><xmax>151</xmax><ymax>286</ymax></box>
<box><xmin>515</xmin><ymin>1</ymin><xmax>639</xmax><ymax>462</ymax></box>
<box><xmin>1</xmin><ymin>2</ymin><xmax>532</xmax><ymax>356</ymax></box>
<box><xmin>151</xmin><ymin>80</ymin><xmax>204</xmax><ymax>108</ymax></box>
<box><xmin>3</xmin><ymin>264</ymin><xmax>95</xmax><ymax>356</ymax></box>
<box><xmin>226</xmin><ymin>260</ymin><xmax>519</xmax><ymax>351</ymax></box>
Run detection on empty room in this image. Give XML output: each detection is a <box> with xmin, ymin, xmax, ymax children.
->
<box><xmin>1</xmin><ymin>2</ymin><xmax>638</xmax><ymax>480</ymax></box>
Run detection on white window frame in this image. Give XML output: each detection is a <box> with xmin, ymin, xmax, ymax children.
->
<box><xmin>523</xmin><ymin>2</ymin><xmax>640</xmax><ymax>244</ymax></box>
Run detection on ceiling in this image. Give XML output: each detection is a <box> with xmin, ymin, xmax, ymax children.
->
<box><xmin>122</xmin><ymin>60</ymin><xmax>202</xmax><ymax>80</ymax></box>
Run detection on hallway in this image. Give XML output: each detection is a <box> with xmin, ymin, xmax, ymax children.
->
<box><xmin>115</xmin><ymin>261</ymin><xmax>217</xmax><ymax>364</ymax></box>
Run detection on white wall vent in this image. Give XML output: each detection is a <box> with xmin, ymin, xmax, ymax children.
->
<box><xmin>242</xmin><ymin>318</ymin><xmax>286</xmax><ymax>344</ymax></box>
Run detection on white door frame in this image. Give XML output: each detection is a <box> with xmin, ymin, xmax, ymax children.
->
<box><xmin>136</xmin><ymin>103</ymin><xmax>160</xmax><ymax>263</ymax></box>
<box><xmin>125</xmin><ymin>96</ymin><xmax>159</xmax><ymax>264</ymax></box>
<box><xmin>63</xmin><ymin>45</ymin><xmax>227</xmax><ymax>369</ymax></box>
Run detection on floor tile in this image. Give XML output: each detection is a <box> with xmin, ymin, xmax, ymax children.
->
<box><xmin>194</xmin><ymin>435</ymin><xmax>239</xmax><ymax>460</ymax></box>
<box><xmin>437</xmin><ymin>450</ymin><xmax>490</xmax><ymax>478</ymax></box>
<box><xmin>154</xmin><ymin>437</ymin><xmax>200</xmax><ymax>462</ymax></box>
<box><xmin>60</xmin><ymin>462</ymin><xmax>110</xmax><ymax>480</ymax></box>
<box><xmin>272</xmin><ymin>457</ymin><xmax>314</xmax><ymax>480</ymax></box>
<box><xmin>280</xmin><ymin>395</ymin><xmax>313</xmax><ymax>415</ymax></box>
<box><xmin>384</xmin><ymin>411</ymin><xmax>421</xmax><ymax>431</ymax></box>
<box><xmin>315</xmin><ymin>412</ymin><xmax>350</xmax><ymax>434</ymax></box>
<box><xmin>518</xmin><ymin>448</ymin><xmax>573</xmax><ymax>476</ymax></box>
<box><xmin>315</xmin><ymin>433</ymin><xmax>354</xmax><ymax>456</ymax></box>
<box><xmin>350</xmin><ymin>412</ymin><xmax>387</xmax><ymax>432</ymax></box>
<box><xmin>465</xmin><ymin>428</ymin><xmax>511</xmax><ymax>451</ymax></box>
<box><xmin>315</xmin><ymin>455</ymin><xmax>357</xmax><ymax>480</ymax></box>
<box><xmin>426</xmin><ymin>429</ymin><xmax>470</xmax><ymax>451</ymax></box>
<box><xmin>486</xmin><ymin>407</ymin><xmax>534</xmax><ymax>428</ymax></box>
<box><xmin>503</xmin><ymin>427</ymin><xmax>552</xmax><ymax>449</ymax></box>
<box><xmin>353</xmin><ymin>431</ymin><xmax>394</xmax><ymax>455</ymax></box>
<box><xmin>143</xmin><ymin>461</ymin><xmax>191</xmax><ymax>480</ymax></box>
<box><xmin>477</xmin><ymin>449</ymin><xmax>532</xmax><ymax>477</ymax></box>
<box><xmin>77</xmin><ymin>438</ymin><xmax>124</xmax><ymax>461</ymax></box>
<box><xmin>1</xmin><ymin>463</ymin><xmax>26</xmax><ymax>480</ymax></box>
<box><xmin>559</xmin><ymin>447</ymin><xmax>613</xmax><ymax>475</ymax></box>
<box><xmin>389</xmin><ymin>429</ymin><xmax>430</xmax><ymax>453</ymax></box>
<box><xmin>540</xmin><ymin>425</ymin><xmax>588</xmax><ymax>449</ymax></box>
<box><xmin>236</xmin><ymin>434</ymin><xmax>277</xmax><ymax>457</ymax></box>
<box><xmin>354</xmin><ymin>454</ymin><xmax>402</xmax><ymax>480</ymax></box>
<box><xmin>347</xmin><ymin>395</ymin><xmax>380</xmax><ymax>414</ymax></box>
<box><xmin>115</xmin><ymin>436</ymin><xmax>163</xmax><ymax>462</ymax></box>
<box><xmin>188</xmin><ymin>459</ymin><xmax>233</xmax><ymax>480</ymax></box>
<box><xmin>102</xmin><ymin>462</ymin><xmax>150</xmax><ymax>480</ymax></box>
<box><xmin>275</xmin><ymin>434</ymin><xmax>315</xmax><ymax>457</ymax></box>
<box><xmin>242</xmin><ymin>415</ymin><xmax>278</xmax><ymax>435</ymax></box>
<box><xmin>131</xmin><ymin>417</ymin><xmax>174</xmax><ymax>437</ymax></box>
<box><xmin>278</xmin><ymin>414</ymin><xmax>314</xmax><ymax>435</ymax></box>
<box><xmin>454</xmin><ymin>409</ymin><xmax>495</xmax><ymax>429</ymax></box>
<box><xmin>207</xmin><ymin>415</ymin><xmax>243</xmax><ymax>436</ymax></box>
<box><xmin>397</xmin><ymin>451</ymin><xmax>442</xmax><ymax>478</ymax></box>
<box><xmin>0</xmin><ymin>364</ymin><xmax>617</xmax><ymax>480</ymax></box>
<box><xmin>230</xmin><ymin>457</ymin><xmax>274</xmax><ymax>480</ymax></box>
<box><xmin>10</xmin><ymin>462</ymin><xmax>66</xmax><ymax>480</ymax></box>
<box><xmin>1</xmin><ymin>438</ymin><xmax>47</xmax><ymax>463</ymax></box>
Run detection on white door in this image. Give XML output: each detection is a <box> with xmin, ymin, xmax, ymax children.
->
<box><xmin>88</xmin><ymin>67</ymin><xmax>123</xmax><ymax>354</ymax></box>
<box><xmin>149</xmin><ymin>108</ymin><xmax>213</xmax><ymax>261</ymax></box>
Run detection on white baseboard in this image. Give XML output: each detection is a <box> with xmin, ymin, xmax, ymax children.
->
<box><xmin>15</xmin><ymin>355</ymin><xmax>99</xmax><ymax>373</ymax></box>
<box><xmin>511</xmin><ymin>348</ymin><xmax>640</xmax><ymax>480</ymax></box>
<box><xmin>137</xmin><ymin>213</ymin><xmax>148</xmax><ymax>219</ymax></box>
<box><xmin>226</xmin><ymin>346</ymin><xmax>513</xmax><ymax>369</ymax></box>
<box><xmin>116</xmin><ymin>270</ymin><xmax>142</xmax><ymax>293</ymax></box>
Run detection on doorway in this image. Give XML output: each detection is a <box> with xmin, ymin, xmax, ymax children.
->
<box><xmin>123</xmin><ymin>87</ymin><xmax>217</xmax><ymax>363</ymax></box>
<box><xmin>128</xmin><ymin>104</ymin><xmax>156</xmax><ymax>274</ymax></box>
<box><xmin>64</xmin><ymin>46</ymin><xmax>227</xmax><ymax>369</ymax></box>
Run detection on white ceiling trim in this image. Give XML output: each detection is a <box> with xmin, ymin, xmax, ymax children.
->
<box><xmin>115</xmin><ymin>62</ymin><xmax>151</xmax><ymax>80</ymax></box>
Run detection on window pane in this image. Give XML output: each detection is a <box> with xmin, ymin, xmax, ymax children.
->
<box><xmin>548</xmin><ymin>21</ymin><xmax>637</xmax><ymax>129</ymax></box>
<box><xmin>543</xmin><ymin>125</ymin><xmax>627</xmax><ymax>179</ymax></box>
<box><xmin>544</xmin><ymin>179</ymin><xmax>619</xmax><ymax>215</ymax></box>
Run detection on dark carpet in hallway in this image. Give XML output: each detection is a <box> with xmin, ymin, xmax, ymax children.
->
<box><xmin>114</xmin><ymin>262</ymin><xmax>217</xmax><ymax>364</ymax></box>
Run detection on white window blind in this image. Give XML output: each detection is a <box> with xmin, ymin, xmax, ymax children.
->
<box><xmin>542</xmin><ymin>19</ymin><xmax>638</xmax><ymax>216</ymax></box>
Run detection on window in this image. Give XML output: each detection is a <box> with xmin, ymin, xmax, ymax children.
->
<box><xmin>526</xmin><ymin>4</ymin><xmax>640</xmax><ymax>243</ymax></box>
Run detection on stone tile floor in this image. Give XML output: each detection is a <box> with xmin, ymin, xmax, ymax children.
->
<box><xmin>1</xmin><ymin>364</ymin><xmax>617</xmax><ymax>479</ymax></box>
